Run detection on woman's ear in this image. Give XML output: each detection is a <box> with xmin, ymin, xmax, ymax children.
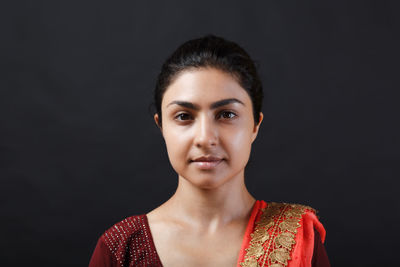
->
<box><xmin>154</xmin><ymin>113</ymin><xmax>162</xmax><ymax>132</ymax></box>
<box><xmin>251</xmin><ymin>112</ymin><xmax>263</xmax><ymax>143</ymax></box>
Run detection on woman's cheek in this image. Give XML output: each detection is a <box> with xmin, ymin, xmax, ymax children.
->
<box><xmin>227</xmin><ymin>129</ymin><xmax>253</xmax><ymax>163</ymax></box>
<box><xmin>164</xmin><ymin>129</ymin><xmax>190</xmax><ymax>169</ymax></box>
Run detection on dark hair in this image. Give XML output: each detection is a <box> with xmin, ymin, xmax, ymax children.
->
<box><xmin>154</xmin><ymin>35</ymin><xmax>263</xmax><ymax>126</ymax></box>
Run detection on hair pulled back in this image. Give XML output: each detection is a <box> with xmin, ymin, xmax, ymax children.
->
<box><xmin>154</xmin><ymin>35</ymin><xmax>263</xmax><ymax>126</ymax></box>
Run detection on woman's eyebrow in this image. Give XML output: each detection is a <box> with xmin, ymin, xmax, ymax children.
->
<box><xmin>167</xmin><ymin>101</ymin><xmax>199</xmax><ymax>110</ymax></box>
<box><xmin>210</xmin><ymin>98</ymin><xmax>244</xmax><ymax>109</ymax></box>
<box><xmin>167</xmin><ymin>98</ymin><xmax>244</xmax><ymax>110</ymax></box>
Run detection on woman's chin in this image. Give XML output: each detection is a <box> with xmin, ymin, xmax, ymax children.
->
<box><xmin>181</xmin><ymin>174</ymin><xmax>231</xmax><ymax>190</ymax></box>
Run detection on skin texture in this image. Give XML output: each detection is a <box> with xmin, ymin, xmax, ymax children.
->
<box><xmin>147</xmin><ymin>68</ymin><xmax>263</xmax><ymax>267</ymax></box>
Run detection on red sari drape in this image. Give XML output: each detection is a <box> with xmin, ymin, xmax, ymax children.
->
<box><xmin>237</xmin><ymin>200</ymin><xmax>326</xmax><ymax>267</ymax></box>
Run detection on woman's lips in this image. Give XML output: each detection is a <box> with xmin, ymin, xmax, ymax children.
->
<box><xmin>190</xmin><ymin>157</ymin><xmax>223</xmax><ymax>170</ymax></box>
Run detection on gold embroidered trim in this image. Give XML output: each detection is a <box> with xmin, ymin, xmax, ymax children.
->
<box><xmin>240</xmin><ymin>202</ymin><xmax>314</xmax><ymax>267</ymax></box>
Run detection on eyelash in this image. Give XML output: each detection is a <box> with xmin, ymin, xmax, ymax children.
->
<box><xmin>174</xmin><ymin>111</ymin><xmax>237</xmax><ymax>122</ymax></box>
<box><xmin>217</xmin><ymin>111</ymin><xmax>237</xmax><ymax>119</ymax></box>
<box><xmin>175</xmin><ymin>113</ymin><xmax>193</xmax><ymax>121</ymax></box>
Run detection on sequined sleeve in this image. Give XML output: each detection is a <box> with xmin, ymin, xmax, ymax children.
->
<box><xmin>88</xmin><ymin>215</ymin><xmax>163</xmax><ymax>267</ymax></box>
<box><xmin>89</xmin><ymin>236</ymin><xmax>115</xmax><ymax>267</ymax></box>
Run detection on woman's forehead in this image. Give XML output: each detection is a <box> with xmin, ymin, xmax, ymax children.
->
<box><xmin>162</xmin><ymin>68</ymin><xmax>251</xmax><ymax>107</ymax></box>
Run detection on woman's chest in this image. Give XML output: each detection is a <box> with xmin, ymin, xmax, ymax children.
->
<box><xmin>152</xmin><ymin>227</ymin><xmax>245</xmax><ymax>267</ymax></box>
<box><xmin>156</xmin><ymin>236</ymin><xmax>242</xmax><ymax>267</ymax></box>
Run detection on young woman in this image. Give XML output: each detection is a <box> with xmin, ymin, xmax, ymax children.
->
<box><xmin>89</xmin><ymin>35</ymin><xmax>330</xmax><ymax>267</ymax></box>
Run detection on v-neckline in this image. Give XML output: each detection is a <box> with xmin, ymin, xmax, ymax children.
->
<box><xmin>144</xmin><ymin>200</ymin><xmax>264</xmax><ymax>267</ymax></box>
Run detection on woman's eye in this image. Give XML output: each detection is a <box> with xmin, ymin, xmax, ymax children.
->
<box><xmin>175</xmin><ymin>113</ymin><xmax>192</xmax><ymax>121</ymax></box>
<box><xmin>218</xmin><ymin>111</ymin><xmax>237</xmax><ymax>119</ymax></box>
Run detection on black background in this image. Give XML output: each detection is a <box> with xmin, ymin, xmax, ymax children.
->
<box><xmin>1</xmin><ymin>1</ymin><xmax>399</xmax><ymax>266</ymax></box>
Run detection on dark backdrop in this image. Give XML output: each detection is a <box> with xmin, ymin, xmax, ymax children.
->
<box><xmin>1</xmin><ymin>1</ymin><xmax>399</xmax><ymax>266</ymax></box>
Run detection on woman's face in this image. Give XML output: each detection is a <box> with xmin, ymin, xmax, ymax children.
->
<box><xmin>155</xmin><ymin>68</ymin><xmax>263</xmax><ymax>189</ymax></box>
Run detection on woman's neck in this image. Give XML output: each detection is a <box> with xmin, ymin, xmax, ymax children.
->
<box><xmin>159</xmin><ymin>174</ymin><xmax>256</xmax><ymax>232</ymax></box>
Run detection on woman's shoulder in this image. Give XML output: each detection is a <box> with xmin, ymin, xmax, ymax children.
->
<box><xmin>263</xmin><ymin>201</ymin><xmax>317</xmax><ymax>213</ymax></box>
<box><xmin>261</xmin><ymin>201</ymin><xmax>321</xmax><ymax>221</ymax></box>
<box><xmin>89</xmin><ymin>214</ymin><xmax>162</xmax><ymax>267</ymax></box>
<box><xmin>260</xmin><ymin>201</ymin><xmax>326</xmax><ymax>241</ymax></box>
<box><xmin>100</xmin><ymin>214</ymin><xmax>149</xmax><ymax>247</ymax></box>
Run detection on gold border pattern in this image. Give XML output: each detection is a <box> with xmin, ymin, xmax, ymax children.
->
<box><xmin>239</xmin><ymin>202</ymin><xmax>315</xmax><ymax>267</ymax></box>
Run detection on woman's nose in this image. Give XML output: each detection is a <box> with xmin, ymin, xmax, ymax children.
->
<box><xmin>194</xmin><ymin>116</ymin><xmax>218</xmax><ymax>148</ymax></box>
